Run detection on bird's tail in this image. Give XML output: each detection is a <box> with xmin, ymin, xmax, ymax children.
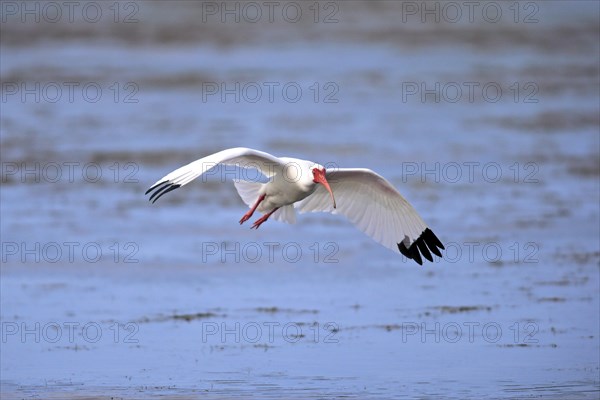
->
<box><xmin>233</xmin><ymin>180</ymin><xmax>264</xmax><ymax>208</ymax></box>
<box><xmin>233</xmin><ymin>180</ymin><xmax>296</xmax><ymax>224</ymax></box>
<box><xmin>271</xmin><ymin>205</ymin><xmax>296</xmax><ymax>224</ymax></box>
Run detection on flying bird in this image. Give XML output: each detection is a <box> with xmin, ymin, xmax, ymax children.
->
<box><xmin>146</xmin><ymin>147</ymin><xmax>444</xmax><ymax>265</ymax></box>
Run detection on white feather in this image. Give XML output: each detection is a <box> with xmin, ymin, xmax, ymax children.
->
<box><xmin>295</xmin><ymin>168</ymin><xmax>427</xmax><ymax>251</ymax></box>
<box><xmin>147</xmin><ymin>148</ymin><xmax>442</xmax><ymax>263</ymax></box>
<box><xmin>148</xmin><ymin>147</ymin><xmax>285</xmax><ymax>190</ymax></box>
<box><xmin>271</xmin><ymin>205</ymin><xmax>297</xmax><ymax>224</ymax></box>
<box><xmin>233</xmin><ymin>180</ymin><xmax>264</xmax><ymax>207</ymax></box>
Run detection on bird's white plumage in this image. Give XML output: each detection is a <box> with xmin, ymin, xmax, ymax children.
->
<box><xmin>147</xmin><ymin>147</ymin><xmax>442</xmax><ymax>263</ymax></box>
<box><xmin>234</xmin><ymin>179</ymin><xmax>297</xmax><ymax>224</ymax></box>
<box><xmin>295</xmin><ymin>168</ymin><xmax>427</xmax><ymax>251</ymax></box>
<box><xmin>149</xmin><ymin>147</ymin><xmax>285</xmax><ymax>189</ymax></box>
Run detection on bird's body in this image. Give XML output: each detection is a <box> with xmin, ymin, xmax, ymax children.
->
<box><xmin>250</xmin><ymin>158</ymin><xmax>318</xmax><ymax>212</ymax></box>
<box><xmin>146</xmin><ymin>147</ymin><xmax>444</xmax><ymax>265</ymax></box>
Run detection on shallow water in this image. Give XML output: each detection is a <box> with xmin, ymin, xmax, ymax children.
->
<box><xmin>1</xmin><ymin>1</ymin><xmax>599</xmax><ymax>398</ymax></box>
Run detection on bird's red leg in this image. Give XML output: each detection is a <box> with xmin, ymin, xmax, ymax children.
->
<box><xmin>251</xmin><ymin>207</ymin><xmax>279</xmax><ymax>230</ymax></box>
<box><xmin>239</xmin><ymin>194</ymin><xmax>266</xmax><ymax>225</ymax></box>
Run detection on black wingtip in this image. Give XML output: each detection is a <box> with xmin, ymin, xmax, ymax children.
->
<box><xmin>397</xmin><ymin>228</ymin><xmax>444</xmax><ymax>266</ymax></box>
<box><xmin>417</xmin><ymin>240</ymin><xmax>433</xmax><ymax>263</ymax></box>
<box><xmin>152</xmin><ymin>184</ymin><xmax>180</xmax><ymax>203</ymax></box>
<box><xmin>145</xmin><ymin>181</ymin><xmax>168</xmax><ymax>196</ymax></box>
<box><xmin>398</xmin><ymin>241</ymin><xmax>411</xmax><ymax>258</ymax></box>
<box><xmin>424</xmin><ymin>228</ymin><xmax>445</xmax><ymax>250</ymax></box>
<box><xmin>146</xmin><ymin>181</ymin><xmax>181</xmax><ymax>203</ymax></box>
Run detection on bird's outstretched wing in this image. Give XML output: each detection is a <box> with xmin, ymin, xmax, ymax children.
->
<box><xmin>295</xmin><ymin>168</ymin><xmax>444</xmax><ymax>265</ymax></box>
<box><xmin>145</xmin><ymin>147</ymin><xmax>285</xmax><ymax>203</ymax></box>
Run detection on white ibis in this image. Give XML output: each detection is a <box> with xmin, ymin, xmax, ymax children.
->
<box><xmin>146</xmin><ymin>147</ymin><xmax>444</xmax><ymax>265</ymax></box>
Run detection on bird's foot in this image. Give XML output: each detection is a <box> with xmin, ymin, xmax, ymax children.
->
<box><xmin>239</xmin><ymin>212</ymin><xmax>252</xmax><ymax>225</ymax></box>
<box><xmin>240</xmin><ymin>194</ymin><xmax>266</xmax><ymax>225</ymax></box>
<box><xmin>250</xmin><ymin>214</ymin><xmax>270</xmax><ymax>229</ymax></box>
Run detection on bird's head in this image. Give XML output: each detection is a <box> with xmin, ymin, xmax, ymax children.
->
<box><xmin>311</xmin><ymin>165</ymin><xmax>336</xmax><ymax>209</ymax></box>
